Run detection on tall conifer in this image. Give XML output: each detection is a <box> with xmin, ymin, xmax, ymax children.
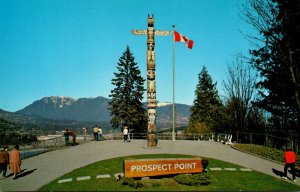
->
<box><xmin>188</xmin><ymin>67</ymin><xmax>222</xmax><ymax>133</ymax></box>
<box><xmin>243</xmin><ymin>0</ymin><xmax>300</xmax><ymax>137</ymax></box>
<box><xmin>108</xmin><ymin>46</ymin><xmax>147</xmax><ymax>134</ymax></box>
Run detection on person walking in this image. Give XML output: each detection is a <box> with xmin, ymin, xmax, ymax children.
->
<box><xmin>9</xmin><ymin>145</ymin><xmax>21</xmax><ymax>179</ymax></box>
<box><xmin>0</xmin><ymin>146</ymin><xmax>9</xmax><ymax>179</ymax></box>
<box><xmin>283</xmin><ymin>146</ymin><xmax>297</xmax><ymax>182</ymax></box>
<box><xmin>123</xmin><ymin>126</ymin><xmax>128</xmax><ymax>142</ymax></box>
<box><xmin>93</xmin><ymin>125</ymin><xmax>99</xmax><ymax>141</ymax></box>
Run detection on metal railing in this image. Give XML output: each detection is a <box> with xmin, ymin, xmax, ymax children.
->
<box><xmin>112</xmin><ymin>132</ymin><xmax>300</xmax><ymax>154</ymax></box>
<box><xmin>19</xmin><ymin>134</ymin><xmax>94</xmax><ymax>159</ymax></box>
<box><xmin>10</xmin><ymin>131</ymin><xmax>300</xmax><ymax>159</ymax></box>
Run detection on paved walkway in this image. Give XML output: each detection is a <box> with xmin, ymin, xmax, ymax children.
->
<box><xmin>0</xmin><ymin>140</ymin><xmax>299</xmax><ymax>191</ymax></box>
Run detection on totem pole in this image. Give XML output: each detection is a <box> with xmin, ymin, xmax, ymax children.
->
<box><xmin>132</xmin><ymin>15</ymin><xmax>170</xmax><ymax>147</ymax></box>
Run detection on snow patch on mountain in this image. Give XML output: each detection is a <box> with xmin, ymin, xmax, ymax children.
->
<box><xmin>157</xmin><ymin>102</ymin><xmax>172</xmax><ymax>107</ymax></box>
<box><xmin>42</xmin><ymin>96</ymin><xmax>76</xmax><ymax>108</ymax></box>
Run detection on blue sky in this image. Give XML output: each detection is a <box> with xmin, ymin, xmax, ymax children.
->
<box><xmin>0</xmin><ymin>0</ymin><xmax>256</xmax><ymax>112</ymax></box>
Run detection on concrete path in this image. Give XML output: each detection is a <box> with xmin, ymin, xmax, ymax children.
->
<box><xmin>0</xmin><ymin>140</ymin><xmax>299</xmax><ymax>191</ymax></box>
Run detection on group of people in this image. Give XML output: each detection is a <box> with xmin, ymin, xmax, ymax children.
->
<box><xmin>64</xmin><ymin>129</ymin><xmax>77</xmax><ymax>145</ymax></box>
<box><xmin>0</xmin><ymin>128</ymin><xmax>297</xmax><ymax>183</ymax></box>
<box><xmin>0</xmin><ymin>145</ymin><xmax>21</xmax><ymax>180</ymax></box>
<box><xmin>93</xmin><ymin>125</ymin><xmax>103</xmax><ymax>141</ymax></box>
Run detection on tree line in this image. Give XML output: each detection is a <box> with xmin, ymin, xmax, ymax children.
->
<box><xmin>187</xmin><ymin>0</ymin><xmax>300</xmax><ymax>141</ymax></box>
<box><xmin>108</xmin><ymin>0</ymin><xmax>300</xmax><ymax>142</ymax></box>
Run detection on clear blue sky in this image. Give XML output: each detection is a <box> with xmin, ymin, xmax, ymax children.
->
<box><xmin>0</xmin><ymin>0</ymin><xmax>255</xmax><ymax>112</ymax></box>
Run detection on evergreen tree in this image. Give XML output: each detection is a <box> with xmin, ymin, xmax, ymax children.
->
<box><xmin>243</xmin><ymin>0</ymin><xmax>300</xmax><ymax>137</ymax></box>
<box><xmin>108</xmin><ymin>46</ymin><xmax>147</xmax><ymax>134</ymax></box>
<box><xmin>188</xmin><ymin>66</ymin><xmax>222</xmax><ymax>133</ymax></box>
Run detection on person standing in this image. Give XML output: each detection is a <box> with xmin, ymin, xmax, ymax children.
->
<box><xmin>283</xmin><ymin>146</ymin><xmax>297</xmax><ymax>182</ymax></box>
<box><xmin>123</xmin><ymin>126</ymin><xmax>128</xmax><ymax>142</ymax></box>
<box><xmin>98</xmin><ymin>126</ymin><xmax>103</xmax><ymax>141</ymax></box>
<box><xmin>82</xmin><ymin>128</ymin><xmax>87</xmax><ymax>142</ymax></box>
<box><xmin>0</xmin><ymin>146</ymin><xmax>9</xmax><ymax>179</ymax></box>
<box><xmin>68</xmin><ymin>130</ymin><xmax>77</xmax><ymax>144</ymax></box>
<box><xmin>9</xmin><ymin>145</ymin><xmax>21</xmax><ymax>179</ymax></box>
<box><xmin>64</xmin><ymin>129</ymin><xmax>70</xmax><ymax>145</ymax></box>
<box><xmin>93</xmin><ymin>125</ymin><xmax>99</xmax><ymax>141</ymax></box>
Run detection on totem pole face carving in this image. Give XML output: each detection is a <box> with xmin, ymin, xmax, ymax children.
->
<box><xmin>148</xmin><ymin>16</ymin><xmax>154</xmax><ymax>27</ymax></box>
<box><xmin>147</xmin><ymin>98</ymin><xmax>156</xmax><ymax>108</ymax></box>
<box><xmin>147</xmin><ymin>80</ymin><xmax>156</xmax><ymax>93</ymax></box>
<box><xmin>148</xmin><ymin>28</ymin><xmax>154</xmax><ymax>41</ymax></box>
<box><xmin>148</xmin><ymin>108</ymin><xmax>156</xmax><ymax>125</ymax></box>
<box><xmin>147</xmin><ymin>70</ymin><xmax>155</xmax><ymax>80</ymax></box>
<box><xmin>147</xmin><ymin>43</ymin><xmax>155</xmax><ymax>51</ymax></box>
<box><xmin>148</xmin><ymin>132</ymin><xmax>156</xmax><ymax>140</ymax></box>
<box><xmin>147</xmin><ymin>51</ymin><xmax>155</xmax><ymax>67</ymax></box>
<box><xmin>147</xmin><ymin>92</ymin><xmax>156</xmax><ymax>99</ymax></box>
<box><xmin>147</xmin><ymin>50</ymin><xmax>155</xmax><ymax>60</ymax></box>
<box><xmin>147</xmin><ymin>59</ymin><xmax>155</xmax><ymax>69</ymax></box>
<box><xmin>148</xmin><ymin>124</ymin><xmax>156</xmax><ymax>130</ymax></box>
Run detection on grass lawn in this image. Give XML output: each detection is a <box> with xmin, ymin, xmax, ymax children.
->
<box><xmin>39</xmin><ymin>154</ymin><xmax>300</xmax><ymax>191</ymax></box>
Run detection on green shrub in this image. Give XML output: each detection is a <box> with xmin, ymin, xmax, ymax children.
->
<box><xmin>121</xmin><ymin>177</ymin><xmax>143</xmax><ymax>189</ymax></box>
<box><xmin>174</xmin><ymin>173</ymin><xmax>211</xmax><ymax>186</ymax></box>
<box><xmin>152</xmin><ymin>181</ymin><xmax>161</xmax><ymax>187</ymax></box>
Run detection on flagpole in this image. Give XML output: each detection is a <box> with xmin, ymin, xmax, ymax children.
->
<box><xmin>172</xmin><ymin>25</ymin><xmax>176</xmax><ymax>142</ymax></box>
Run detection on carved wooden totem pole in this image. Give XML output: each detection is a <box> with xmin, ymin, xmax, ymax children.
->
<box><xmin>132</xmin><ymin>15</ymin><xmax>170</xmax><ymax>147</ymax></box>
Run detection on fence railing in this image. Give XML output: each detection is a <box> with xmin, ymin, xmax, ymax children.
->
<box><xmin>19</xmin><ymin>134</ymin><xmax>94</xmax><ymax>159</ymax></box>
<box><xmin>231</xmin><ymin>132</ymin><xmax>300</xmax><ymax>153</ymax></box>
<box><xmin>11</xmin><ymin>131</ymin><xmax>300</xmax><ymax>159</ymax></box>
<box><xmin>128</xmin><ymin>132</ymin><xmax>299</xmax><ymax>153</ymax></box>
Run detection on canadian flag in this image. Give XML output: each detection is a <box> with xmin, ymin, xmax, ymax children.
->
<box><xmin>174</xmin><ymin>31</ymin><xmax>194</xmax><ymax>49</ymax></box>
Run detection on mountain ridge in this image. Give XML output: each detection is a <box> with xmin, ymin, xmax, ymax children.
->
<box><xmin>16</xmin><ymin>96</ymin><xmax>191</xmax><ymax>127</ymax></box>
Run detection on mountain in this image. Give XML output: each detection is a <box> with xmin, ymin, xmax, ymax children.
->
<box><xmin>17</xmin><ymin>96</ymin><xmax>111</xmax><ymax>122</ymax></box>
<box><xmin>155</xmin><ymin>102</ymin><xmax>190</xmax><ymax>128</ymax></box>
<box><xmin>0</xmin><ymin>109</ymin><xmax>43</xmax><ymax>133</ymax></box>
<box><xmin>0</xmin><ymin>116</ymin><xmax>23</xmax><ymax>134</ymax></box>
<box><xmin>0</xmin><ymin>108</ymin><xmax>110</xmax><ymax>133</ymax></box>
<box><xmin>16</xmin><ymin>96</ymin><xmax>191</xmax><ymax>128</ymax></box>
